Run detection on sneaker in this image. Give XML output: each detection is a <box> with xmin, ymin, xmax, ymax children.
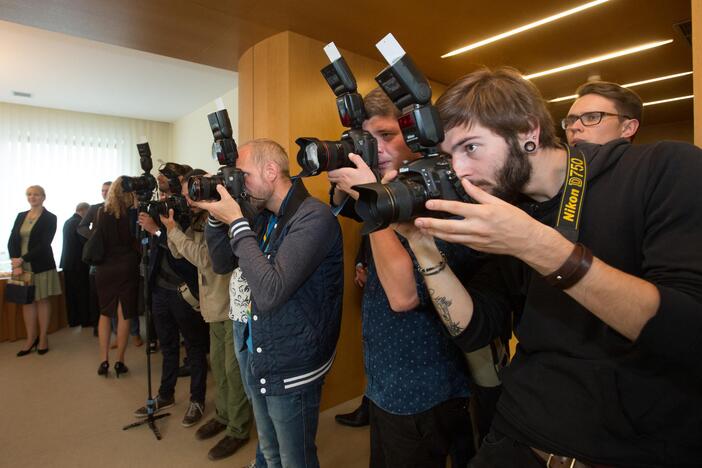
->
<box><xmin>208</xmin><ymin>435</ymin><xmax>247</xmax><ymax>460</ymax></box>
<box><xmin>133</xmin><ymin>394</ymin><xmax>175</xmax><ymax>418</ymax></box>
<box><xmin>182</xmin><ymin>400</ymin><xmax>205</xmax><ymax>427</ymax></box>
<box><xmin>195</xmin><ymin>418</ymin><xmax>227</xmax><ymax>440</ymax></box>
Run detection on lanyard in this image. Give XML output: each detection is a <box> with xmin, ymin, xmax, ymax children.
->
<box><xmin>259</xmin><ymin>214</ymin><xmax>278</xmax><ymax>254</ymax></box>
<box><xmin>555</xmin><ymin>146</ymin><xmax>588</xmax><ymax>243</ymax></box>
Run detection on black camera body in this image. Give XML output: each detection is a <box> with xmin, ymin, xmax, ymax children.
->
<box><xmin>188</xmin><ymin>109</ymin><xmax>247</xmax><ymax>202</ymax></box>
<box><xmin>355</xmin><ymin>155</ymin><xmax>469</xmax><ymax>233</ymax></box>
<box><xmin>122</xmin><ymin>142</ymin><xmax>158</xmax><ymax>203</ymax></box>
<box><xmin>146</xmin><ymin>194</ymin><xmax>190</xmax><ymax>220</ymax></box>
<box><xmin>295</xmin><ymin>46</ymin><xmax>378</xmax><ymax>176</ymax></box>
<box><xmin>353</xmin><ymin>35</ymin><xmax>470</xmax><ymax>234</ymax></box>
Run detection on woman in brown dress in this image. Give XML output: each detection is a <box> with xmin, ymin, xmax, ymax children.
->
<box><xmin>8</xmin><ymin>185</ymin><xmax>62</xmax><ymax>356</ymax></box>
<box><xmin>94</xmin><ymin>177</ymin><xmax>140</xmax><ymax>377</ymax></box>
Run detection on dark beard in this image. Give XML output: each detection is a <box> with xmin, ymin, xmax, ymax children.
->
<box><xmin>491</xmin><ymin>139</ymin><xmax>532</xmax><ymax>202</ymax></box>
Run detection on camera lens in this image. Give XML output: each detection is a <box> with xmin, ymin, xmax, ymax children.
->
<box><xmin>121</xmin><ymin>174</ymin><xmax>156</xmax><ymax>194</ymax></box>
<box><xmin>188</xmin><ymin>175</ymin><xmax>222</xmax><ymax>201</ymax></box>
<box><xmin>354</xmin><ymin>177</ymin><xmax>428</xmax><ymax>233</ymax></box>
<box><xmin>296</xmin><ymin>137</ymin><xmax>353</xmax><ymax>175</ymax></box>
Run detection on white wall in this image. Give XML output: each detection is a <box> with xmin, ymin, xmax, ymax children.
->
<box><xmin>171</xmin><ymin>88</ymin><xmax>237</xmax><ymax>172</ymax></box>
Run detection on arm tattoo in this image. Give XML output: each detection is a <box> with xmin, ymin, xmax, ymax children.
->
<box><xmin>429</xmin><ymin>288</ymin><xmax>464</xmax><ymax>336</ymax></box>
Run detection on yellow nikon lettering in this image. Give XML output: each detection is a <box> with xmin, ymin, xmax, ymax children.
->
<box><xmin>562</xmin><ymin>188</ymin><xmax>580</xmax><ymax>222</ymax></box>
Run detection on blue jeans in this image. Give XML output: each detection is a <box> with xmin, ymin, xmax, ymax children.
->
<box><xmin>249</xmin><ymin>377</ymin><xmax>323</xmax><ymax>468</ymax></box>
<box><xmin>233</xmin><ymin>320</ymin><xmax>267</xmax><ymax>468</ymax></box>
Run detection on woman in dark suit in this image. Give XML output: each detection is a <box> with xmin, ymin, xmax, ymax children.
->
<box><xmin>8</xmin><ymin>185</ymin><xmax>62</xmax><ymax>356</ymax></box>
<box><xmin>94</xmin><ymin>177</ymin><xmax>140</xmax><ymax>377</ymax></box>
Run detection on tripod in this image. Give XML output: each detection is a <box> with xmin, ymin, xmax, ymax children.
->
<box><xmin>123</xmin><ymin>209</ymin><xmax>170</xmax><ymax>440</ymax></box>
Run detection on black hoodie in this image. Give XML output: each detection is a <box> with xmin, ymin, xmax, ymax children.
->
<box><xmin>454</xmin><ymin>139</ymin><xmax>702</xmax><ymax>467</ymax></box>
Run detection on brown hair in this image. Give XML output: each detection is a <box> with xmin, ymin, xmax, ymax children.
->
<box><xmin>363</xmin><ymin>87</ymin><xmax>401</xmax><ymax>119</ymax></box>
<box><xmin>104</xmin><ymin>176</ymin><xmax>134</xmax><ymax>219</ymax></box>
<box><xmin>437</xmin><ymin>67</ymin><xmax>560</xmax><ymax>150</ymax></box>
<box><xmin>575</xmin><ymin>81</ymin><xmax>643</xmax><ymax>122</ymax></box>
<box><xmin>244</xmin><ymin>139</ymin><xmax>290</xmax><ymax>179</ymax></box>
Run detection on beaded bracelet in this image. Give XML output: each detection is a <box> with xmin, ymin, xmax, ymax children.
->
<box><xmin>417</xmin><ymin>252</ymin><xmax>447</xmax><ymax>276</ymax></box>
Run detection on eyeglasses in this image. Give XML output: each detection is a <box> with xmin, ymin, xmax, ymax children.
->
<box><xmin>561</xmin><ymin>111</ymin><xmax>631</xmax><ymax>130</ymax></box>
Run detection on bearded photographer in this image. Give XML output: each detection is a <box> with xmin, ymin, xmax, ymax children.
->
<box><xmin>159</xmin><ymin>168</ymin><xmax>252</xmax><ymax>461</ymax></box>
<box><xmin>195</xmin><ymin>138</ymin><xmax>343</xmax><ymax>468</ymax></box>
<box><xmin>133</xmin><ymin>162</ymin><xmax>210</xmax><ymax>428</ymax></box>
<box><xmin>398</xmin><ymin>67</ymin><xmax>702</xmax><ymax>467</ymax></box>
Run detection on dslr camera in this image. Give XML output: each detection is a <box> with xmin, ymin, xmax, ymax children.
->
<box><xmin>122</xmin><ymin>142</ymin><xmax>158</xmax><ymax>203</ymax></box>
<box><xmin>188</xmin><ymin>107</ymin><xmax>247</xmax><ymax>202</ymax></box>
<box><xmin>295</xmin><ymin>42</ymin><xmax>378</xmax><ymax>176</ymax></box>
<box><xmin>122</xmin><ymin>143</ymin><xmax>190</xmax><ymax>220</ymax></box>
<box><xmin>354</xmin><ymin>34</ymin><xmax>470</xmax><ymax>234</ymax></box>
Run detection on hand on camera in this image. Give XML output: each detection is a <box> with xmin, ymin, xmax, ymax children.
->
<box><xmin>159</xmin><ymin>209</ymin><xmax>177</xmax><ymax>232</ymax></box>
<box><xmin>414</xmin><ymin>178</ymin><xmax>547</xmax><ymax>258</ymax></box>
<box><xmin>328</xmin><ymin>153</ymin><xmax>377</xmax><ymax>201</ymax></box>
<box><xmin>11</xmin><ymin>257</ymin><xmax>23</xmax><ymax>268</ymax></box>
<box><xmin>193</xmin><ymin>185</ymin><xmax>242</xmax><ymax>225</ymax></box>
<box><xmin>12</xmin><ymin>266</ymin><xmax>23</xmax><ymax>277</ymax></box>
<box><xmin>137</xmin><ymin>212</ymin><xmax>160</xmax><ymax>235</ymax></box>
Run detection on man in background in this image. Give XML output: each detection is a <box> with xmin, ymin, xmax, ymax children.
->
<box><xmin>562</xmin><ymin>81</ymin><xmax>642</xmax><ymax>146</ymax></box>
<box><xmin>61</xmin><ymin>202</ymin><xmax>90</xmax><ymax>327</ymax></box>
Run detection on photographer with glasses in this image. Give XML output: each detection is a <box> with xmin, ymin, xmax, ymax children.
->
<box><xmin>562</xmin><ymin>81</ymin><xmax>642</xmax><ymax>146</ymax></box>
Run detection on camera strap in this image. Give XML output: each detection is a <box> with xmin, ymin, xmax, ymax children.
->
<box><xmin>555</xmin><ymin>146</ymin><xmax>588</xmax><ymax>243</ymax></box>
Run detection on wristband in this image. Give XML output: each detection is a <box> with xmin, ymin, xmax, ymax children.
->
<box><xmin>417</xmin><ymin>252</ymin><xmax>447</xmax><ymax>276</ymax></box>
<box><xmin>543</xmin><ymin>243</ymin><xmax>593</xmax><ymax>289</ymax></box>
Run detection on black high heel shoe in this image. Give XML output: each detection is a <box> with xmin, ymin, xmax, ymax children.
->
<box><xmin>37</xmin><ymin>346</ymin><xmax>49</xmax><ymax>355</ymax></box>
<box><xmin>17</xmin><ymin>337</ymin><xmax>39</xmax><ymax>357</ymax></box>
<box><xmin>97</xmin><ymin>361</ymin><xmax>110</xmax><ymax>377</ymax></box>
<box><xmin>114</xmin><ymin>361</ymin><xmax>129</xmax><ymax>378</ymax></box>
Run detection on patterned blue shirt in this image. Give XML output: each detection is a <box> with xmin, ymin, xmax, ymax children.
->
<box><xmin>363</xmin><ymin>236</ymin><xmax>479</xmax><ymax>415</ymax></box>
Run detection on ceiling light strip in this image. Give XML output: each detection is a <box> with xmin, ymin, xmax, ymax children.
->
<box><xmin>622</xmin><ymin>71</ymin><xmax>693</xmax><ymax>88</ymax></box>
<box><xmin>547</xmin><ymin>70</ymin><xmax>693</xmax><ymax>103</ymax></box>
<box><xmin>642</xmin><ymin>95</ymin><xmax>694</xmax><ymax>107</ymax></box>
<box><xmin>525</xmin><ymin>39</ymin><xmax>673</xmax><ymax>80</ymax></box>
<box><xmin>442</xmin><ymin>0</ymin><xmax>610</xmax><ymax>58</ymax></box>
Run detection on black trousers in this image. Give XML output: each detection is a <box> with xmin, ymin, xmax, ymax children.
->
<box><xmin>64</xmin><ymin>268</ymin><xmax>90</xmax><ymax>327</ymax></box>
<box><xmin>151</xmin><ymin>286</ymin><xmax>209</xmax><ymax>403</ymax></box>
<box><xmin>468</xmin><ymin>430</ymin><xmax>545</xmax><ymax>468</ymax></box>
<box><xmin>369</xmin><ymin>397</ymin><xmax>475</xmax><ymax>468</ymax></box>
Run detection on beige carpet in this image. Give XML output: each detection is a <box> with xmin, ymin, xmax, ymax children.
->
<box><xmin>0</xmin><ymin>323</ymin><xmax>369</xmax><ymax>467</ymax></box>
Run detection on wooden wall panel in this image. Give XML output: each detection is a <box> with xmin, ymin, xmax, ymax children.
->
<box><xmin>693</xmin><ymin>0</ymin><xmax>702</xmax><ymax>147</ymax></box>
<box><xmin>238</xmin><ymin>48</ymin><xmax>254</xmax><ymax>143</ymax></box>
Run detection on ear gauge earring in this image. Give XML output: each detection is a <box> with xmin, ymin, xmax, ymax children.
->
<box><xmin>524</xmin><ymin>140</ymin><xmax>537</xmax><ymax>153</ymax></box>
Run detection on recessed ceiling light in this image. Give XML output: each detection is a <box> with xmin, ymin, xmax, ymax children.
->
<box><xmin>547</xmin><ymin>71</ymin><xmax>693</xmax><ymax>103</ymax></box>
<box><xmin>643</xmin><ymin>95</ymin><xmax>693</xmax><ymax>107</ymax></box>
<box><xmin>442</xmin><ymin>0</ymin><xmax>611</xmax><ymax>59</ymax></box>
<box><xmin>524</xmin><ymin>39</ymin><xmax>673</xmax><ymax>80</ymax></box>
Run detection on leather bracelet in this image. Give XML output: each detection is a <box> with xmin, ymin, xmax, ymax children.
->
<box><xmin>543</xmin><ymin>243</ymin><xmax>593</xmax><ymax>289</ymax></box>
<box><xmin>417</xmin><ymin>252</ymin><xmax>447</xmax><ymax>276</ymax></box>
